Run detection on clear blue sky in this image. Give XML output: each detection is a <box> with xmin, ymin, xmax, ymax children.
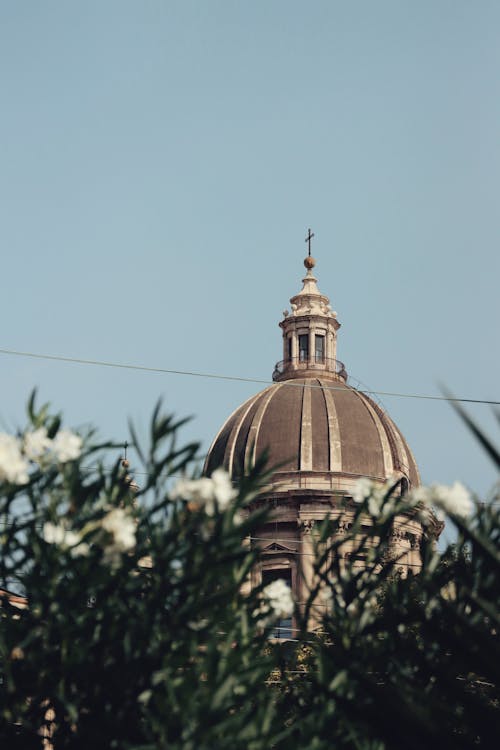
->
<box><xmin>0</xmin><ymin>2</ymin><xmax>498</xmax><ymax>509</ymax></box>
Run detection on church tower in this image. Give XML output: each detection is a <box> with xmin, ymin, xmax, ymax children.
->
<box><xmin>205</xmin><ymin>234</ymin><xmax>440</xmax><ymax>634</ymax></box>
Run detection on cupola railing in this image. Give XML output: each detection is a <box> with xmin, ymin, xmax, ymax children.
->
<box><xmin>272</xmin><ymin>357</ymin><xmax>348</xmax><ymax>382</ymax></box>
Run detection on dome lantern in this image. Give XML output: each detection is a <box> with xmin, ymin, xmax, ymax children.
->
<box><xmin>273</xmin><ymin>242</ymin><xmax>346</xmax><ymax>383</ymax></box>
<box><xmin>206</xmin><ymin>231</ymin><xmax>419</xmax><ymax>495</ymax></box>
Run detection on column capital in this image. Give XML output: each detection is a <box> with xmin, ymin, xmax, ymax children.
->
<box><xmin>298</xmin><ymin>518</ymin><xmax>316</xmax><ymax>534</ymax></box>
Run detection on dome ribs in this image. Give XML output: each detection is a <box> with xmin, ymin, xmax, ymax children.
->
<box><xmin>356</xmin><ymin>392</ymin><xmax>394</xmax><ymax>478</ymax></box>
<box><xmin>311</xmin><ymin>379</ymin><xmax>330</xmax><ymax>472</ymax></box>
<box><xmin>244</xmin><ymin>385</ymin><xmax>281</xmax><ymax>472</ymax></box>
<box><xmin>373</xmin><ymin>403</ymin><xmax>404</xmax><ymax>473</ymax></box>
<box><xmin>258</xmin><ymin>382</ymin><xmax>303</xmax><ymax>471</ymax></box>
<box><xmin>396</xmin><ymin>430</ymin><xmax>421</xmax><ymax>487</ymax></box>
<box><xmin>299</xmin><ymin>381</ymin><xmax>312</xmax><ymax>471</ymax></box>
<box><xmin>333</xmin><ymin>384</ymin><xmax>385</xmax><ymax>478</ymax></box>
<box><xmin>363</xmin><ymin>396</ymin><xmax>416</xmax><ymax>483</ymax></box>
<box><xmin>320</xmin><ymin>378</ymin><xmax>343</xmax><ymax>472</ymax></box>
<box><xmin>204</xmin><ymin>406</ymin><xmax>238</xmax><ymax>475</ymax></box>
<box><xmin>229</xmin><ymin>390</ymin><xmax>268</xmax><ymax>478</ymax></box>
<box><xmin>205</xmin><ymin>379</ymin><xmax>420</xmax><ymax>489</ymax></box>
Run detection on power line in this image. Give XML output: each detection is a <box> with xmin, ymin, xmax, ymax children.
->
<box><xmin>0</xmin><ymin>347</ymin><xmax>498</xmax><ymax>406</ymax></box>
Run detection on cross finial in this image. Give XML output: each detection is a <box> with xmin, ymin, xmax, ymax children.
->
<box><xmin>121</xmin><ymin>440</ymin><xmax>130</xmax><ymax>470</ymax></box>
<box><xmin>305</xmin><ymin>228</ymin><xmax>314</xmax><ymax>256</ymax></box>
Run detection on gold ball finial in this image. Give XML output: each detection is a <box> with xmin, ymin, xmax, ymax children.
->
<box><xmin>304</xmin><ymin>256</ymin><xmax>316</xmax><ymax>270</ymax></box>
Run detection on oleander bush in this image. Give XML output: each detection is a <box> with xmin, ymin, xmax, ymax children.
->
<box><xmin>0</xmin><ymin>394</ymin><xmax>498</xmax><ymax>749</ymax></box>
<box><xmin>0</xmin><ymin>395</ymin><xmax>290</xmax><ymax>749</ymax></box>
<box><xmin>282</xmin><ymin>482</ymin><xmax>500</xmax><ymax>749</ymax></box>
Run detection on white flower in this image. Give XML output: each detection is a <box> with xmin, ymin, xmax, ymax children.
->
<box><xmin>24</xmin><ymin>427</ymin><xmax>52</xmax><ymax>461</ymax></box>
<box><xmin>409</xmin><ymin>486</ymin><xmax>435</xmax><ymax>524</ymax></box>
<box><xmin>170</xmin><ymin>469</ymin><xmax>237</xmax><ymax>515</ymax></box>
<box><xmin>255</xmin><ymin>578</ymin><xmax>294</xmax><ymax>628</ymax></box>
<box><xmin>430</xmin><ymin>481</ymin><xmax>473</xmax><ymax>519</ymax></box>
<box><xmin>346</xmin><ymin>600</ymin><xmax>360</xmax><ymax>617</ymax></box>
<box><xmin>233</xmin><ymin>509</ymin><xmax>244</xmax><ymax>526</ymax></box>
<box><xmin>0</xmin><ymin>434</ymin><xmax>29</xmax><ymax>485</ymax></box>
<box><xmin>263</xmin><ymin>579</ymin><xmax>294</xmax><ymax>619</ymax></box>
<box><xmin>210</xmin><ymin>468</ymin><xmax>237</xmax><ymax>510</ymax></box>
<box><xmin>434</xmin><ymin>505</ymin><xmax>448</xmax><ymax>522</ymax></box>
<box><xmin>101</xmin><ymin>508</ymin><xmax>136</xmax><ymax>559</ymax></box>
<box><xmin>409</xmin><ymin>481</ymin><xmax>473</xmax><ymax>520</ymax></box>
<box><xmin>409</xmin><ymin>486</ymin><xmax>432</xmax><ymax>504</ymax></box>
<box><xmin>42</xmin><ymin>522</ymin><xmax>89</xmax><ymax>557</ymax></box>
<box><xmin>352</xmin><ymin>477</ymin><xmax>374</xmax><ymax>503</ymax></box>
<box><xmin>171</xmin><ymin>477</ymin><xmax>214</xmax><ymax>504</ymax></box>
<box><xmin>70</xmin><ymin>542</ymin><xmax>90</xmax><ymax>557</ymax></box>
<box><xmin>42</xmin><ymin>522</ymin><xmax>66</xmax><ymax>545</ymax></box>
<box><xmin>367</xmin><ymin>495</ymin><xmax>383</xmax><ymax>517</ymax></box>
<box><xmin>51</xmin><ymin>430</ymin><xmax>82</xmax><ymax>463</ymax></box>
<box><xmin>352</xmin><ymin>477</ymin><xmax>402</xmax><ymax>518</ymax></box>
<box><xmin>187</xmin><ymin>618</ymin><xmax>209</xmax><ymax>631</ymax></box>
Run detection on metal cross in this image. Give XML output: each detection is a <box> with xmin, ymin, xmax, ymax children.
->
<box><xmin>305</xmin><ymin>228</ymin><xmax>314</xmax><ymax>256</ymax></box>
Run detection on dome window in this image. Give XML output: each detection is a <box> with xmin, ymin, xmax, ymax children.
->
<box><xmin>299</xmin><ymin>334</ymin><xmax>309</xmax><ymax>362</ymax></box>
<box><xmin>315</xmin><ymin>335</ymin><xmax>325</xmax><ymax>363</ymax></box>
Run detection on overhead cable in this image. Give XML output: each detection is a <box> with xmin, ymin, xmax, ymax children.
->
<box><xmin>0</xmin><ymin>347</ymin><xmax>498</xmax><ymax>406</ymax></box>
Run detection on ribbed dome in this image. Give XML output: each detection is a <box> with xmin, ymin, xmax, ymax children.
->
<box><xmin>205</xmin><ymin>376</ymin><xmax>420</xmax><ymax>492</ymax></box>
<box><xmin>205</xmin><ymin>250</ymin><xmax>421</xmax><ymax>498</ymax></box>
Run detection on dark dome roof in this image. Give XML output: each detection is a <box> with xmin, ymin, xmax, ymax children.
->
<box><xmin>205</xmin><ymin>377</ymin><xmax>419</xmax><ymax>489</ymax></box>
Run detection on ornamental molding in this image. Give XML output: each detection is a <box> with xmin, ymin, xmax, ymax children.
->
<box><xmin>262</xmin><ymin>542</ymin><xmax>297</xmax><ymax>554</ymax></box>
<box><xmin>390</xmin><ymin>528</ymin><xmax>405</xmax><ymax>543</ymax></box>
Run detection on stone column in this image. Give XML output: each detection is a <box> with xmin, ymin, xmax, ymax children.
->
<box><xmin>299</xmin><ymin>519</ymin><xmax>315</xmax><ymax>600</ymax></box>
<box><xmin>291</xmin><ymin>330</ymin><xmax>298</xmax><ymax>367</ymax></box>
<box><xmin>299</xmin><ymin>519</ymin><xmax>324</xmax><ymax>631</ymax></box>
<box><xmin>328</xmin><ymin>328</ymin><xmax>336</xmax><ymax>363</ymax></box>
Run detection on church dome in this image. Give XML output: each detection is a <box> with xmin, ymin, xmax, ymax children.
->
<box><xmin>205</xmin><ymin>242</ymin><xmax>420</xmax><ymax>498</ymax></box>
<box><xmin>205</xmin><ymin>376</ymin><xmax>419</xmax><ymax>493</ymax></box>
<box><xmin>205</xmin><ymin>235</ymin><xmax>439</xmax><ymax>596</ymax></box>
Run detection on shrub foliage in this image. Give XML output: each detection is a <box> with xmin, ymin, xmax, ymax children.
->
<box><xmin>0</xmin><ymin>396</ymin><xmax>498</xmax><ymax>748</ymax></box>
